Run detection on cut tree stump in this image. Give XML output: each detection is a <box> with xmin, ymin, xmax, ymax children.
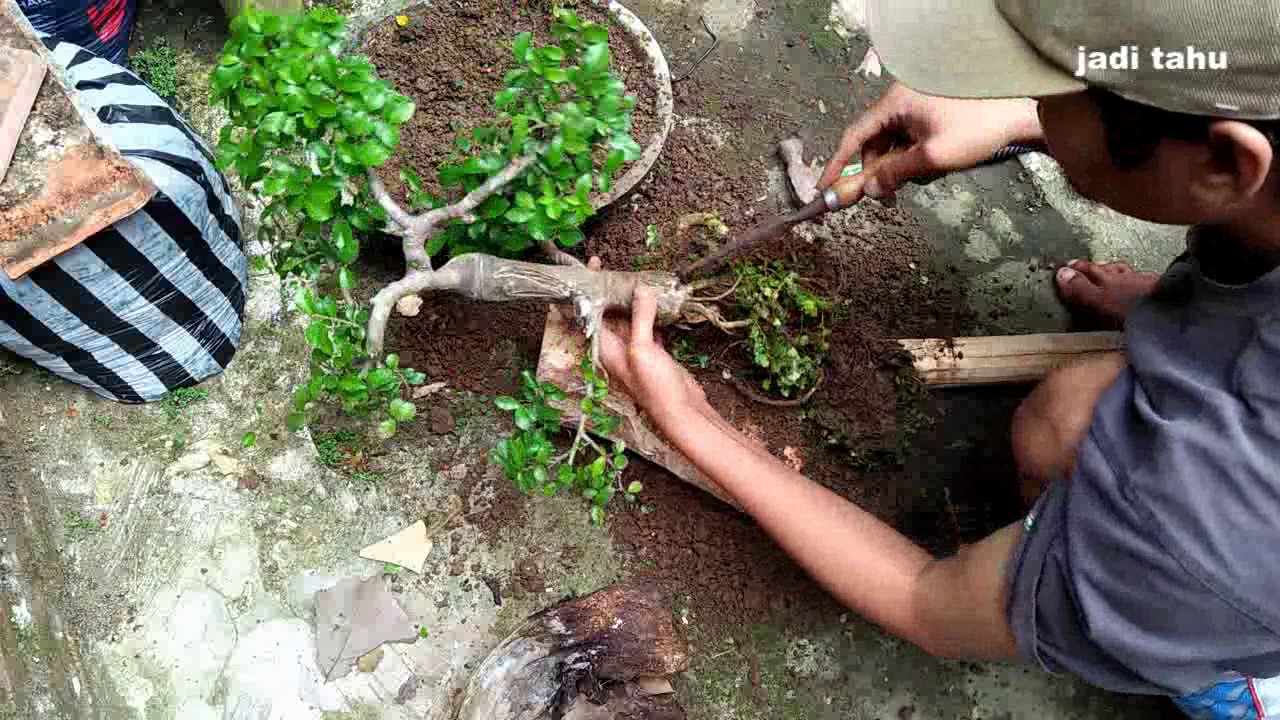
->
<box><xmin>456</xmin><ymin>583</ymin><xmax>689</xmax><ymax>720</ymax></box>
<box><xmin>897</xmin><ymin>332</ymin><xmax>1123</xmax><ymax>387</ymax></box>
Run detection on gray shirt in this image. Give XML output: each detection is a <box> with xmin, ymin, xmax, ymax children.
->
<box><xmin>1007</xmin><ymin>229</ymin><xmax>1280</xmax><ymax>696</ymax></box>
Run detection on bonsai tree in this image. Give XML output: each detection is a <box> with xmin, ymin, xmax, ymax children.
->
<box><xmin>212</xmin><ymin>5</ymin><xmax>831</xmax><ymax>520</ymax></box>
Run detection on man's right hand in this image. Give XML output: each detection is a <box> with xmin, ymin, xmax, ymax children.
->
<box><xmin>818</xmin><ymin>83</ymin><xmax>1044</xmax><ymax>202</ymax></box>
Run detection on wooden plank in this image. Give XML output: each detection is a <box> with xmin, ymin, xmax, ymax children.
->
<box><xmin>897</xmin><ymin>332</ymin><xmax>1123</xmax><ymax>387</ymax></box>
<box><xmin>0</xmin><ymin>46</ymin><xmax>46</xmax><ymax>185</ymax></box>
<box><xmin>0</xmin><ymin>0</ymin><xmax>156</xmax><ymax>280</ymax></box>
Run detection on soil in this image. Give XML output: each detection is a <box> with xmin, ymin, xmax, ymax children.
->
<box><xmin>362</xmin><ymin>0</ymin><xmax>660</xmax><ymax>207</ymax></box>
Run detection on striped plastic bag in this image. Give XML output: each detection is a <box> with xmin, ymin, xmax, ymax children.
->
<box><xmin>0</xmin><ymin>37</ymin><xmax>248</xmax><ymax>403</ymax></box>
<box><xmin>15</xmin><ymin>0</ymin><xmax>136</xmax><ymax>65</ymax></box>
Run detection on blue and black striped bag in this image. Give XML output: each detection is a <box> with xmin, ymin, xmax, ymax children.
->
<box><xmin>0</xmin><ymin>37</ymin><xmax>248</xmax><ymax>403</ymax></box>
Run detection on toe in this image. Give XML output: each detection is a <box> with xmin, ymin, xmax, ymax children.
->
<box><xmin>1056</xmin><ymin>265</ymin><xmax>1104</xmax><ymax>307</ymax></box>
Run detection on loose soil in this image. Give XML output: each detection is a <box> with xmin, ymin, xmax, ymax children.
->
<box><xmin>362</xmin><ymin>0</ymin><xmax>660</xmax><ymax>207</ymax></box>
<box><xmin>359</xmin><ymin>2</ymin><xmax>1025</xmax><ymax>632</ymax></box>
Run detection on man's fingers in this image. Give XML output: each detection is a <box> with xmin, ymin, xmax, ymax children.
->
<box><xmin>818</xmin><ymin>112</ymin><xmax>890</xmax><ymax>189</ymax></box>
<box><xmin>629</xmin><ymin>285</ymin><xmax>658</xmax><ymax>347</ymax></box>
<box><xmin>863</xmin><ymin>145</ymin><xmax>929</xmax><ymax>199</ymax></box>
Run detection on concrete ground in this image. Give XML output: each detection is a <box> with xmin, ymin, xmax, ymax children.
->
<box><xmin>1</xmin><ymin>0</ymin><xmax>1188</xmax><ymax>719</ymax></box>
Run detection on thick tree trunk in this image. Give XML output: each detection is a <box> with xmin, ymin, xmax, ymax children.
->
<box><xmin>456</xmin><ymin>583</ymin><xmax>689</xmax><ymax>720</ymax></box>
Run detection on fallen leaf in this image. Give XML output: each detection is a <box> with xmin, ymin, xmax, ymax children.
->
<box><xmin>314</xmin><ymin>576</ymin><xmax>418</xmax><ymax>681</ymax></box>
<box><xmin>636</xmin><ymin>676</ymin><xmax>675</xmax><ymax>695</ymax></box>
<box><xmin>411</xmin><ymin>381</ymin><xmax>447</xmax><ymax>399</ymax></box>
<box><xmin>357</xmin><ymin>646</ymin><xmax>384</xmax><ymax>673</ymax></box>
<box><xmin>360</xmin><ymin>521</ymin><xmax>432</xmax><ymax>574</ymax></box>
<box><xmin>65</xmin><ymin>406</ymin><xmax>79</xmax><ymax>418</ymax></box>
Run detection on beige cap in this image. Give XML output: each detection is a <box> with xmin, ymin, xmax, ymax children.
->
<box><xmin>867</xmin><ymin>0</ymin><xmax>1280</xmax><ymax>120</ymax></box>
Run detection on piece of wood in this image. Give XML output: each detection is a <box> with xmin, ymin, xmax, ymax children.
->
<box><xmin>897</xmin><ymin>332</ymin><xmax>1123</xmax><ymax>387</ymax></box>
<box><xmin>0</xmin><ymin>1</ymin><xmax>156</xmax><ymax>280</ymax></box>
<box><xmin>0</xmin><ymin>46</ymin><xmax>45</xmax><ymax>185</ymax></box>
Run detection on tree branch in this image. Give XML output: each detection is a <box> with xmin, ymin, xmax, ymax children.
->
<box><xmin>419</xmin><ymin>154</ymin><xmax>539</xmax><ymax>230</ymax></box>
<box><xmin>365</xmin><ymin>254</ymin><xmax>692</xmax><ymax>357</ymax></box>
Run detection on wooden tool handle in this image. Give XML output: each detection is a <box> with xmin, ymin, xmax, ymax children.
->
<box><xmin>823</xmin><ymin>155</ymin><xmax>886</xmax><ymax>210</ymax></box>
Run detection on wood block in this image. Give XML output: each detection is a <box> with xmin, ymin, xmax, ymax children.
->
<box><xmin>897</xmin><ymin>332</ymin><xmax>1124</xmax><ymax>387</ymax></box>
<box><xmin>0</xmin><ymin>46</ymin><xmax>45</xmax><ymax>185</ymax></box>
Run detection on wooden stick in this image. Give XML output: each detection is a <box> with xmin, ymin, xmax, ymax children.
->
<box><xmin>897</xmin><ymin>332</ymin><xmax>1123</xmax><ymax>387</ymax></box>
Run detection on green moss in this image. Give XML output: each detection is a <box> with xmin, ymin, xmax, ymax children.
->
<box><xmin>132</xmin><ymin>40</ymin><xmax>179</xmax><ymax>99</ymax></box>
<box><xmin>782</xmin><ymin>0</ymin><xmax>851</xmax><ymax>58</ymax></box>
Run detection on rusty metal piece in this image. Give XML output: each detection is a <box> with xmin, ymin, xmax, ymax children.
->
<box><xmin>0</xmin><ymin>1</ymin><xmax>156</xmax><ymax>280</ymax></box>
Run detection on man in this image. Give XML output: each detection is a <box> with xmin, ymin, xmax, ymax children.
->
<box><xmin>597</xmin><ymin>0</ymin><xmax>1280</xmax><ymax>716</ymax></box>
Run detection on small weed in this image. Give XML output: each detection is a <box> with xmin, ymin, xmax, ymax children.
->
<box><xmin>161</xmin><ymin>387</ymin><xmax>209</xmax><ymax>418</ymax></box>
<box><xmin>350</xmin><ymin>470</ymin><xmax>384</xmax><ymax>483</ymax></box>
<box><xmin>383</xmin><ymin>562</ymin><xmax>402</xmax><ymax>576</ymax></box>
<box><xmin>0</xmin><ymin>356</ymin><xmax>22</xmax><ymax>377</ymax></box>
<box><xmin>131</xmin><ymin>40</ymin><xmax>178</xmax><ymax>99</ymax></box>
<box><xmin>733</xmin><ymin>262</ymin><xmax>832</xmax><ymax>398</ymax></box>
<box><xmin>314</xmin><ymin>429</ymin><xmax>361</xmax><ymax>467</ymax></box>
<box><xmin>644</xmin><ymin>224</ymin><xmax>661</xmax><ymax>249</ymax></box>
<box><xmin>91</xmin><ymin>414</ymin><xmax>113</xmax><ymax>429</ymax></box>
<box><xmin>672</xmin><ymin>337</ymin><xmax>709</xmax><ymax>369</ymax></box>
<box><xmin>631</xmin><ymin>253</ymin><xmax>660</xmax><ymax>271</ymax></box>
<box><xmin>63</xmin><ymin>511</ymin><xmax>101</xmax><ymax>540</ymax></box>
<box><xmin>418</xmin><ymin>626</ymin><xmax>430</xmax><ymax>639</ymax></box>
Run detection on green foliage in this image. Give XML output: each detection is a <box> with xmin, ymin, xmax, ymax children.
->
<box><xmin>733</xmin><ymin>262</ymin><xmax>832</xmax><ymax>398</ymax></box>
<box><xmin>672</xmin><ymin>337</ymin><xmax>709</xmax><ymax>369</ymax></box>
<box><xmin>161</xmin><ymin>387</ymin><xmax>209</xmax><ymax>418</ymax></box>
<box><xmin>132</xmin><ymin>40</ymin><xmax>178</xmax><ymax>99</ymax></box>
<box><xmin>212</xmin><ymin>6</ymin><xmax>426</xmax><ymax>436</ymax></box>
<box><xmin>428</xmin><ymin>8</ymin><xmax>639</xmax><ymax>257</ymax></box>
<box><xmin>490</xmin><ymin>362</ymin><xmax>639</xmax><ymax>525</ymax></box>
<box><xmin>314</xmin><ymin>429</ymin><xmax>361</xmax><ymax>467</ymax></box>
<box><xmin>644</xmin><ymin>223</ymin><xmax>661</xmax><ymax>249</ymax></box>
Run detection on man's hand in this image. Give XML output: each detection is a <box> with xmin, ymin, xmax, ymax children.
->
<box><xmin>819</xmin><ymin>83</ymin><xmax>1044</xmax><ymax>202</ymax></box>
<box><xmin>598</xmin><ymin>283</ymin><xmax>708</xmax><ymax>427</ymax></box>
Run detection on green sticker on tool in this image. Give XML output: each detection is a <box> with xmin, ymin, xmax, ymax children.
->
<box><xmin>840</xmin><ymin>162</ymin><xmax>864</xmax><ymax>178</ymax></box>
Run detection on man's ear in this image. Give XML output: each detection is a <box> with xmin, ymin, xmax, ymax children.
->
<box><xmin>1192</xmin><ymin>121</ymin><xmax>1274</xmax><ymax>208</ymax></box>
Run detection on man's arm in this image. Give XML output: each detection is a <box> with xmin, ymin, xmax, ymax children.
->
<box><xmin>656</xmin><ymin>402</ymin><xmax>1023</xmax><ymax>660</ymax></box>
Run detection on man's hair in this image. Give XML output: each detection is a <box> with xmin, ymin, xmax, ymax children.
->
<box><xmin>1089</xmin><ymin>87</ymin><xmax>1280</xmax><ymax>170</ymax></box>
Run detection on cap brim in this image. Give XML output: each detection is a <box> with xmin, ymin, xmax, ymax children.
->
<box><xmin>868</xmin><ymin>0</ymin><xmax>1085</xmax><ymax>99</ymax></box>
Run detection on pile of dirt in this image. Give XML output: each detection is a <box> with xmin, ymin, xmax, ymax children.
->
<box><xmin>362</xmin><ymin>0</ymin><xmax>660</xmax><ymax>206</ymax></box>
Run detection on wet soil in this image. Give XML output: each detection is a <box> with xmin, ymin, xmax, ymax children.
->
<box><xmin>362</xmin><ymin>0</ymin><xmax>660</xmax><ymax>207</ymax></box>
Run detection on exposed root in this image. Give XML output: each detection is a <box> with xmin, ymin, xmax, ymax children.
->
<box><xmin>539</xmin><ymin>239</ymin><xmax>585</xmax><ymax>267</ymax></box>
<box><xmin>684</xmin><ymin>302</ymin><xmax>750</xmax><ymax>333</ymax></box>
<box><xmin>731</xmin><ymin>370</ymin><xmax>825</xmax><ymax>408</ymax></box>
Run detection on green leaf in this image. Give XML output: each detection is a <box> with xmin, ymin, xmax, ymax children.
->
<box><xmin>313</xmin><ymin>98</ymin><xmax>339</xmax><ymax>118</ymax></box>
<box><xmin>504</xmin><ymin>208</ymin><xmax>533</xmax><ymax>223</ymax></box>
<box><xmin>375</xmin><ymin>122</ymin><xmax>400</xmax><ymax>148</ymax></box>
<box><xmin>513</xmin><ymin>32</ymin><xmax>533</xmax><ymax>63</ymax></box>
<box><xmin>480</xmin><ymin>196</ymin><xmax>510</xmax><ymax>219</ymax></box>
<box><xmin>582</xmin><ymin>23</ymin><xmax>609</xmax><ymax>44</ymax></box>
<box><xmin>537</xmin><ymin>46</ymin><xmax>565</xmax><ymax>64</ymax></box>
<box><xmin>516</xmin><ymin>191</ymin><xmax>536</xmax><ymax>210</ymax></box>
<box><xmin>385</xmin><ymin>97</ymin><xmax>416</xmax><ymax>124</ymax></box>
<box><xmin>590</xmin><ymin>506</ymin><xmax>605</xmax><ymax>527</ymax></box>
<box><xmin>338</xmin><ymin>267</ymin><xmax>356</xmax><ymax>290</ymax></box>
<box><xmin>242</xmin><ymin>432</ymin><xmax>258</xmax><ymax>449</ymax></box>
<box><xmin>558</xmin><ymin>227</ymin><xmax>585</xmax><ymax>247</ymax></box>
<box><xmin>332</xmin><ymin>220</ymin><xmax>357</xmax><ymax>264</ymax></box>
<box><xmin>494</xmin><ymin>88</ymin><xmax>519</xmax><ymax>110</ymax></box>
<box><xmin>582</xmin><ymin>44</ymin><xmax>610</xmax><ymax>75</ymax></box>
<box><xmin>363</xmin><ymin>85</ymin><xmax>389</xmax><ymax>111</ymax></box>
<box><xmin>400</xmin><ymin>167</ymin><xmax>423</xmax><ymax>193</ymax></box>
<box><xmin>211</xmin><ymin>64</ymin><xmax>245</xmax><ymax>92</ymax></box>
<box><xmin>341</xmin><ymin>110</ymin><xmax>375</xmax><ymax>136</ymax></box>
<box><xmin>377</xmin><ymin>419</ymin><xmax>398</xmax><ymax>438</ymax></box>
<box><xmin>356</xmin><ymin>141</ymin><xmax>393</xmax><ymax>167</ymax></box>
<box><xmin>514</xmin><ymin>407</ymin><xmax>534</xmax><ymax>430</ymax></box>
<box><xmin>627</xmin><ymin>481</ymin><xmax>643</xmax><ymax>494</ymax></box>
<box><xmin>494</xmin><ymin>396</ymin><xmax>520</xmax><ymax>411</ymax></box>
<box><xmin>260</xmin><ymin>111</ymin><xmax>287</xmax><ymax>135</ymax></box>
<box><xmin>304</xmin><ymin>320</ymin><xmax>333</xmax><ymax>354</ymax></box>
<box><xmin>305</xmin><ymin>196</ymin><xmax>334</xmax><ymax>222</ymax></box>
<box><xmin>306</xmin><ymin>79</ymin><xmax>336</xmax><ymax>97</ymax></box>
<box><xmin>287</xmin><ymin>412</ymin><xmax>306</xmax><ymax>432</ymax></box>
<box><xmin>541</xmin><ymin>67</ymin><xmax>568</xmax><ymax>83</ymax></box>
<box><xmin>238</xmin><ymin>89</ymin><xmax>266</xmax><ymax>107</ymax></box>
<box><xmin>389</xmin><ymin>399</ymin><xmax>416</xmax><ymax>422</ymax></box>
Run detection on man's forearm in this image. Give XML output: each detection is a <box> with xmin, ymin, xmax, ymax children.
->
<box><xmin>652</xmin><ymin>406</ymin><xmax>936</xmax><ymax>640</ymax></box>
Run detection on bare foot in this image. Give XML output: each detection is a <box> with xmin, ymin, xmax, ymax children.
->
<box><xmin>1054</xmin><ymin>260</ymin><xmax>1160</xmax><ymax>330</ymax></box>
